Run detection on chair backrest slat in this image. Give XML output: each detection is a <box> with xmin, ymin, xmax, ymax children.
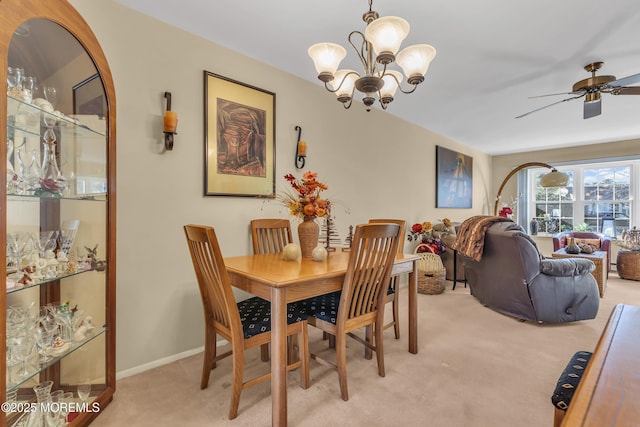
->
<box><xmin>368</xmin><ymin>219</ymin><xmax>406</xmax><ymax>255</ymax></box>
<box><xmin>184</xmin><ymin>224</ymin><xmax>242</xmax><ymax>336</ymax></box>
<box><xmin>340</xmin><ymin>223</ymin><xmax>400</xmax><ymax>321</ymax></box>
<box><xmin>250</xmin><ymin>219</ymin><xmax>293</xmax><ymax>254</ymax></box>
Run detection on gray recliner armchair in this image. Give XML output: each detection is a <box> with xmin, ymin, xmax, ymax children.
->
<box><xmin>462</xmin><ymin>222</ymin><xmax>599</xmax><ymax>323</ymax></box>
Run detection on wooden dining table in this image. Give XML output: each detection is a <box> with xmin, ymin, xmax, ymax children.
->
<box><xmin>224</xmin><ymin>248</ymin><xmax>420</xmax><ymax>427</ymax></box>
<box><xmin>562</xmin><ymin>303</ymin><xmax>640</xmax><ymax>426</ymax></box>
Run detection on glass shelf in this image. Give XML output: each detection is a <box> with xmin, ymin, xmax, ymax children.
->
<box><xmin>7</xmin><ymin>95</ymin><xmax>106</xmax><ymax>138</ymax></box>
<box><xmin>6</xmin><ymin>327</ymin><xmax>106</xmax><ymax>393</ymax></box>
<box><xmin>6</xmin><ymin>267</ymin><xmax>102</xmax><ymax>294</ymax></box>
<box><xmin>5</xmin><ymin>193</ymin><xmax>108</xmax><ymax>202</ymax></box>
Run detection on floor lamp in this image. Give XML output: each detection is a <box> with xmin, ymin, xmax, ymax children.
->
<box><xmin>494</xmin><ymin>162</ymin><xmax>569</xmax><ymax>216</ymax></box>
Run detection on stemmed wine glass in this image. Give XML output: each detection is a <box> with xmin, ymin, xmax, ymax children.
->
<box><xmin>60</xmin><ymin>392</ymin><xmax>74</xmax><ymax>424</ymax></box>
<box><xmin>7</xmin><ymin>67</ymin><xmax>24</xmax><ymax>97</ymax></box>
<box><xmin>34</xmin><ymin>324</ymin><xmax>55</xmax><ymax>363</ymax></box>
<box><xmin>42</xmin><ymin>85</ymin><xmax>57</xmax><ymax>108</ymax></box>
<box><xmin>6</xmin><ymin>305</ymin><xmax>29</xmax><ymax>385</ymax></box>
<box><xmin>37</xmin><ymin>230</ymin><xmax>58</xmax><ymax>258</ymax></box>
<box><xmin>16</xmin><ymin>148</ymin><xmax>40</xmax><ymax>194</ymax></box>
<box><xmin>77</xmin><ymin>379</ymin><xmax>91</xmax><ymax>405</ymax></box>
<box><xmin>6</xmin><ymin>231</ymin><xmax>35</xmax><ymax>272</ymax></box>
<box><xmin>14</xmin><ymin>334</ymin><xmax>35</xmax><ymax>378</ymax></box>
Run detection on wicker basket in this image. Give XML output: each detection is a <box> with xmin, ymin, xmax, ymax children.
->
<box><xmin>414</xmin><ymin>244</ymin><xmax>446</xmax><ymax>294</ymax></box>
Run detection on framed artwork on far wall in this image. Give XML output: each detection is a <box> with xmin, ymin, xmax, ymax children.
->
<box><xmin>204</xmin><ymin>70</ymin><xmax>275</xmax><ymax>197</ymax></box>
<box><xmin>72</xmin><ymin>73</ymin><xmax>106</xmax><ymax>118</ymax></box>
<box><xmin>436</xmin><ymin>145</ymin><xmax>473</xmax><ymax>208</ymax></box>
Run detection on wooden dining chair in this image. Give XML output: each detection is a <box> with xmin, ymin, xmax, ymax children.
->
<box><xmin>297</xmin><ymin>223</ymin><xmax>401</xmax><ymax>401</ymax></box>
<box><xmin>250</xmin><ymin>218</ymin><xmax>293</xmax><ymax>255</ymax></box>
<box><xmin>369</xmin><ymin>218</ymin><xmax>406</xmax><ymax>339</ymax></box>
<box><xmin>183</xmin><ymin>224</ymin><xmax>310</xmax><ymax>419</ymax></box>
<box><xmin>250</xmin><ymin>218</ymin><xmax>294</xmax><ymax>361</ymax></box>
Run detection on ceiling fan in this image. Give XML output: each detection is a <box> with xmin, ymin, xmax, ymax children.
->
<box><xmin>516</xmin><ymin>61</ymin><xmax>640</xmax><ymax>119</ymax></box>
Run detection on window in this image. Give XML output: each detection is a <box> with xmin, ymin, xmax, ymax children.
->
<box><xmin>527</xmin><ymin>159</ymin><xmax>638</xmax><ymax>238</ymax></box>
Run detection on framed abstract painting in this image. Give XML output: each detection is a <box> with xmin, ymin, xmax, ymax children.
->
<box><xmin>204</xmin><ymin>71</ymin><xmax>275</xmax><ymax>197</ymax></box>
<box><xmin>436</xmin><ymin>146</ymin><xmax>473</xmax><ymax>208</ymax></box>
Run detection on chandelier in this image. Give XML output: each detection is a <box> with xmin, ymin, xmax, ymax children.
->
<box><xmin>307</xmin><ymin>0</ymin><xmax>436</xmax><ymax>112</ymax></box>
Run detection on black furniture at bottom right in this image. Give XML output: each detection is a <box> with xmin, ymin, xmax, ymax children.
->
<box><xmin>551</xmin><ymin>350</ymin><xmax>592</xmax><ymax>427</ymax></box>
<box><xmin>461</xmin><ymin>221</ymin><xmax>600</xmax><ymax>323</ymax></box>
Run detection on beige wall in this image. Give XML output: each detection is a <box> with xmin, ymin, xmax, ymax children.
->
<box><xmin>69</xmin><ymin>1</ymin><xmax>491</xmax><ymax>375</ymax></box>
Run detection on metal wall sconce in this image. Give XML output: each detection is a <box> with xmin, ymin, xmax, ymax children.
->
<box><xmin>163</xmin><ymin>91</ymin><xmax>178</xmax><ymax>150</ymax></box>
<box><xmin>295</xmin><ymin>125</ymin><xmax>307</xmax><ymax>169</ymax></box>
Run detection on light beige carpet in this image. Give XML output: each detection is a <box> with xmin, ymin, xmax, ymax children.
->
<box><xmin>92</xmin><ymin>274</ymin><xmax>640</xmax><ymax>427</ymax></box>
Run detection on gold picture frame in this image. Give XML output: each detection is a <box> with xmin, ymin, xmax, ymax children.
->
<box><xmin>204</xmin><ymin>71</ymin><xmax>275</xmax><ymax>197</ymax></box>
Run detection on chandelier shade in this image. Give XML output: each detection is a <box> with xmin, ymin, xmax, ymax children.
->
<box><xmin>379</xmin><ymin>70</ymin><xmax>403</xmax><ymax>101</ymax></box>
<box><xmin>397</xmin><ymin>44</ymin><xmax>437</xmax><ymax>84</ymax></box>
<box><xmin>331</xmin><ymin>69</ymin><xmax>358</xmax><ymax>102</ymax></box>
<box><xmin>364</xmin><ymin>16</ymin><xmax>410</xmax><ymax>60</ymax></box>
<box><xmin>307</xmin><ymin>43</ymin><xmax>347</xmax><ymax>81</ymax></box>
<box><xmin>307</xmin><ymin>0</ymin><xmax>436</xmax><ymax>111</ymax></box>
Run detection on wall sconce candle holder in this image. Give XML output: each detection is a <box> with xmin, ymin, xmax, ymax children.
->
<box><xmin>295</xmin><ymin>125</ymin><xmax>306</xmax><ymax>169</ymax></box>
<box><xmin>163</xmin><ymin>91</ymin><xmax>178</xmax><ymax>150</ymax></box>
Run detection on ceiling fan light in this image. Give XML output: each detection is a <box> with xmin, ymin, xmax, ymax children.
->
<box><xmin>308</xmin><ymin>43</ymin><xmax>347</xmax><ymax>80</ymax></box>
<box><xmin>364</xmin><ymin>16</ymin><xmax>410</xmax><ymax>60</ymax></box>
<box><xmin>379</xmin><ymin>70</ymin><xmax>403</xmax><ymax>99</ymax></box>
<box><xmin>396</xmin><ymin>44</ymin><xmax>436</xmax><ymax>84</ymax></box>
<box><xmin>331</xmin><ymin>69</ymin><xmax>359</xmax><ymax>99</ymax></box>
<box><xmin>540</xmin><ymin>170</ymin><xmax>569</xmax><ymax>187</ymax></box>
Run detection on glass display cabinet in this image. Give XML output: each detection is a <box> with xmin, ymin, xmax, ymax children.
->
<box><xmin>1</xmin><ymin>0</ymin><xmax>116</xmax><ymax>425</ymax></box>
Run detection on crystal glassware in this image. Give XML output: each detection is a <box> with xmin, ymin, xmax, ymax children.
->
<box><xmin>34</xmin><ymin>325</ymin><xmax>55</xmax><ymax>363</ymax></box>
<box><xmin>39</xmin><ymin>117</ymin><xmax>66</xmax><ymax>196</ymax></box>
<box><xmin>77</xmin><ymin>380</ymin><xmax>91</xmax><ymax>403</ymax></box>
<box><xmin>42</xmin><ymin>85</ymin><xmax>57</xmax><ymax>108</ymax></box>
<box><xmin>16</xmin><ymin>147</ymin><xmax>40</xmax><ymax>194</ymax></box>
<box><xmin>14</xmin><ymin>335</ymin><xmax>35</xmax><ymax>378</ymax></box>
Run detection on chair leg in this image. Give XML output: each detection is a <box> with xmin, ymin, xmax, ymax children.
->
<box><xmin>299</xmin><ymin>323</ymin><xmax>310</xmax><ymax>389</ymax></box>
<box><xmin>335</xmin><ymin>333</ymin><xmax>349</xmax><ymax>401</ymax></box>
<box><xmin>375</xmin><ymin>319</ymin><xmax>386</xmax><ymax>378</ymax></box>
<box><xmin>201</xmin><ymin>327</ymin><xmax>216</xmax><ymax>389</ymax></box>
<box><xmin>228</xmin><ymin>348</ymin><xmax>245</xmax><ymax>420</ymax></box>
<box><xmin>328</xmin><ymin>334</ymin><xmax>336</xmax><ymax>348</ymax></box>
<box><xmin>260</xmin><ymin>343</ymin><xmax>269</xmax><ymax>362</ymax></box>
<box><xmin>287</xmin><ymin>335</ymin><xmax>299</xmax><ymax>364</ymax></box>
<box><xmin>391</xmin><ymin>280</ymin><xmax>400</xmax><ymax>339</ymax></box>
<box><xmin>364</xmin><ymin>325</ymin><xmax>373</xmax><ymax>360</ymax></box>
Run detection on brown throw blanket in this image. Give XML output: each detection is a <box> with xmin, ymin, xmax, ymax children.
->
<box><xmin>452</xmin><ymin>215</ymin><xmax>513</xmax><ymax>261</ymax></box>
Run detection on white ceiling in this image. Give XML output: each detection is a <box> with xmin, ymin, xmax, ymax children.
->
<box><xmin>114</xmin><ymin>0</ymin><xmax>640</xmax><ymax>155</ymax></box>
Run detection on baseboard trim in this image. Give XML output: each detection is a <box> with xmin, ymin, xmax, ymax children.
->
<box><xmin>116</xmin><ymin>340</ymin><xmax>230</xmax><ymax>380</ymax></box>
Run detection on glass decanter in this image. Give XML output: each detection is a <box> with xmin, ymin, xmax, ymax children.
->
<box><xmin>38</xmin><ymin>115</ymin><xmax>66</xmax><ymax>196</ymax></box>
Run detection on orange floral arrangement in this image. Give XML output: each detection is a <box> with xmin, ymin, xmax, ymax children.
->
<box><xmin>407</xmin><ymin>221</ymin><xmax>446</xmax><ymax>254</ymax></box>
<box><xmin>281</xmin><ymin>171</ymin><xmax>331</xmax><ymax>219</ymax></box>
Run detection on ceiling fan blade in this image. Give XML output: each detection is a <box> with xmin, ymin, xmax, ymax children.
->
<box><xmin>609</xmin><ymin>72</ymin><xmax>640</xmax><ymax>87</ymax></box>
<box><xmin>613</xmin><ymin>86</ymin><xmax>640</xmax><ymax>95</ymax></box>
<box><xmin>515</xmin><ymin>94</ymin><xmax>585</xmax><ymax>119</ymax></box>
<box><xmin>528</xmin><ymin>91</ymin><xmax>583</xmax><ymax>99</ymax></box>
<box><xmin>584</xmin><ymin>99</ymin><xmax>601</xmax><ymax>119</ymax></box>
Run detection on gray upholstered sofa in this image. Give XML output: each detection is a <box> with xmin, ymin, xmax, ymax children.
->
<box><xmin>462</xmin><ymin>222</ymin><xmax>599</xmax><ymax>323</ymax></box>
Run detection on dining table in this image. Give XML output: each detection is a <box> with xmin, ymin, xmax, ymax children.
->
<box><xmin>224</xmin><ymin>248</ymin><xmax>421</xmax><ymax>427</ymax></box>
<box><xmin>561</xmin><ymin>303</ymin><xmax>640</xmax><ymax>426</ymax></box>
